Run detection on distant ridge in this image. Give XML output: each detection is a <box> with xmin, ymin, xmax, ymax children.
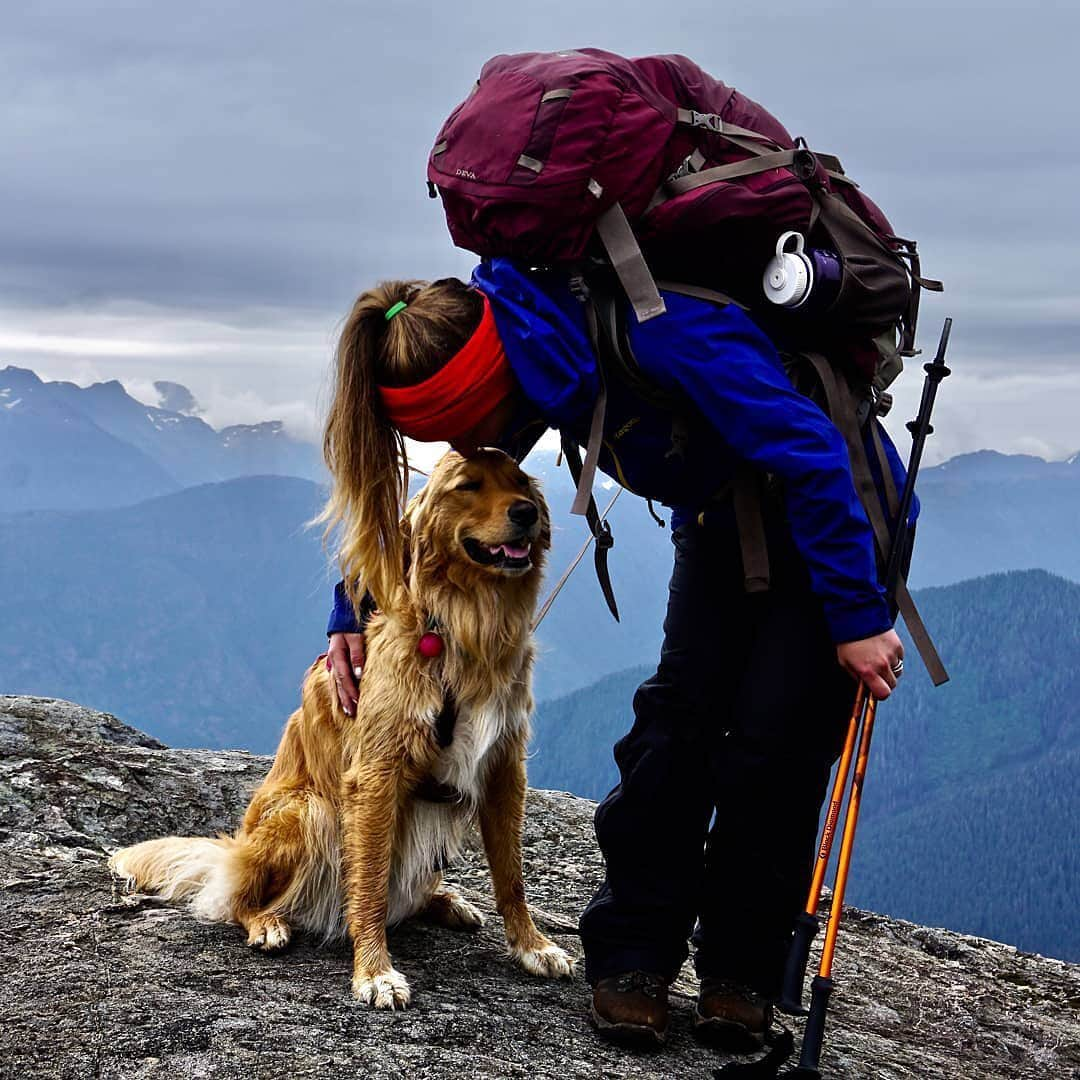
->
<box><xmin>0</xmin><ymin>365</ymin><xmax>324</xmax><ymax>510</ymax></box>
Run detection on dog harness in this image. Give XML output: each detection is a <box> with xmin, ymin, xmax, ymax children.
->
<box><xmin>413</xmin><ymin>688</ymin><xmax>461</xmax><ymax>804</ymax></box>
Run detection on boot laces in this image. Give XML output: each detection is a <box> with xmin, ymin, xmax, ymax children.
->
<box><xmin>614</xmin><ymin>970</ymin><xmax>666</xmax><ymax>1000</ymax></box>
<box><xmin>700</xmin><ymin>976</ymin><xmax>769</xmax><ymax>1009</ymax></box>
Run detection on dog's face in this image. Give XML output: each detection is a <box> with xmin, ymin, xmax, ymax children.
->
<box><xmin>406</xmin><ymin>449</ymin><xmax>550</xmax><ymax>585</ymax></box>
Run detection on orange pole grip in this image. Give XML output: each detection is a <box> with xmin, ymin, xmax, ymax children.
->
<box><xmin>803</xmin><ymin>683</ymin><xmax>866</xmax><ymax>916</ymax></box>
<box><xmin>818</xmin><ymin>693</ymin><xmax>878</xmax><ymax>980</ymax></box>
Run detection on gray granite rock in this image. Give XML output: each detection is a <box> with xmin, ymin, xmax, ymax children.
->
<box><xmin>2</xmin><ymin>694</ymin><xmax>1078</xmax><ymax>1079</ymax></box>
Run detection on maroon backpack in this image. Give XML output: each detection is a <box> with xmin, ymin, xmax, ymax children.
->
<box><xmin>428</xmin><ymin>50</ymin><xmax>947</xmax><ymax>679</ymax></box>
<box><xmin>427</xmin><ymin>48</ymin><xmax>940</xmax><ymax>379</ymax></box>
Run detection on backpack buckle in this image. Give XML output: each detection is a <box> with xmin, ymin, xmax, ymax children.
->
<box><xmin>792</xmin><ymin>148</ymin><xmax>819</xmax><ymax>182</ymax></box>
<box><xmin>568</xmin><ymin>273</ymin><xmax>591</xmax><ymax>304</ymax></box>
<box><xmin>688</xmin><ymin>109</ymin><xmax>724</xmax><ymax>133</ymax></box>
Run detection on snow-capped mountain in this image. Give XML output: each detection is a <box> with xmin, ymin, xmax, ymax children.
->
<box><xmin>0</xmin><ymin>366</ymin><xmax>324</xmax><ymax>510</ymax></box>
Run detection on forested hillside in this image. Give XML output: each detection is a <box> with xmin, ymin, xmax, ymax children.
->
<box><xmin>530</xmin><ymin>570</ymin><xmax>1080</xmax><ymax>962</ymax></box>
<box><xmin>0</xmin><ymin>476</ymin><xmax>334</xmax><ymax>750</ymax></box>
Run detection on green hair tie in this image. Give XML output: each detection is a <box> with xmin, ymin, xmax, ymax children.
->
<box><xmin>384</xmin><ymin>301</ymin><xmax>408</xmax><ymax>321</ymax></box>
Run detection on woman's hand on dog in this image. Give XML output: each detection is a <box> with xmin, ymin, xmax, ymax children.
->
<box><xmin>327</xmin><ymin>631</ymin><xmax>365</xmax><ymax>716</ymax></box>
<box><xmin>836</xmin><ymin>629</ymin><xmax>904</xmax><ymax>701</ymax></box>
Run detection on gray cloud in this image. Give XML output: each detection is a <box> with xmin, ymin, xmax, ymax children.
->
<box><xmin>1</xmin><ymin>0</ymin><xmax>1077</xmax><ymax>455</ymax></box>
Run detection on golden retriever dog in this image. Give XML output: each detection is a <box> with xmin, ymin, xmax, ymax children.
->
<box><xmin>109</xmin><ymin>448</ymin><xmax>574</xmax><ymax>1008</ymax></box>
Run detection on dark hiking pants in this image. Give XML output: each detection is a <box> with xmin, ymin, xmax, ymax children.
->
<box><xmin>579</xmin><ymin>511</ymin><xmax>856</xmax><ymax>998</ymax></box>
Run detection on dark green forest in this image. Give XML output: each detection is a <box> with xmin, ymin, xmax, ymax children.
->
<box><xmin>530</xmin><ymin>569</ymin><xmax>1080</xmax><ymax>963</ymax></box>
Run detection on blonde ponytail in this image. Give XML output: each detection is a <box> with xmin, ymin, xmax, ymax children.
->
<box><xmin>318</xmin><ymin>277</ymin><xmax>482</xmax><ymax>616</ymax></box>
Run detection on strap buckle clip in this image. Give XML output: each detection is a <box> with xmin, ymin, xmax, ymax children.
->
<box><xmin>688</xmin><ymin>109</ymin><xmax>725</xmax><ymax>133</ymax></box>
<box><xmin>594</xmin><ymin>520</ymin><xmax>614</xmax><ymax>551</ymax></box>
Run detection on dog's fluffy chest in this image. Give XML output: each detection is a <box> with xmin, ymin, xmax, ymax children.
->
<box><xmin>386</xmin><ymin>687</ymin><xmax>527</xmax><ymax>927</ymax></box>
<box><xmin>430</xmin><ymin>690</ymin><xmax>525</xmax><ymax>801</ymax></box>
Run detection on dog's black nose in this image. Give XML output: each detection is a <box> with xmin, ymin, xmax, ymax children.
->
<box><xmin>507</xmin><ymin>500</ymin><xmax>539</xmax><ymax>528</ymax></box>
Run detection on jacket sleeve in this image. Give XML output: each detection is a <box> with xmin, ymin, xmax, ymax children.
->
<box><xmin>633</xmin><ymin>295</ymin><xmax>893</xmax><ymax>644</ymax></box>
<box><xmin>326</xmin><ymin>582</ymin><xmax>376</xmax><ymax>637</ymax></box>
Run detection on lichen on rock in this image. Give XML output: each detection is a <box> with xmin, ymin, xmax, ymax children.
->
<box><xmin>2</xmin><ymin>694</ymin><xmax>1078</xmax><ymax>1079</ymax></box>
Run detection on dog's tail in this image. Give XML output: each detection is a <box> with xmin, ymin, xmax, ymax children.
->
<box><xmin>108</xmin><ymin>835</ymin><xmax>238</xmax><ymax>922</ymax></box>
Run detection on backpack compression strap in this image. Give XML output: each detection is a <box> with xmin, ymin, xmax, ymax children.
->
<box><xmin>802</xmin><ymin>352</ymin><xmax>949</xmax><ymax>686</ymax></box>
<box><xmin>600</xmin><ymin>124</ymin><xmax>831</xmax><ymax>323</ymax></box>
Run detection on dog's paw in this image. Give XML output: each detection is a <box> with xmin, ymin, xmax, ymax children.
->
<box><xmin>246</xmin><ymin>914</ymin><xmax>292</xmax><ymax>952</ymax></box>
<box><xmin>425</xmin><ymin>887</ymin><xmax>485</xmax><ymax>931</ymax></box>
<box><xmin>511</xmin><ymin>938</ymin><xmax>575</xmax><ymax>979</ymax></box>
<box><xmin>352</xmin><ymin>968</ymin><xmax>412</xmax><ymax>1010</ymax></box>
<box><xmin>444</xmin><ymin>894</ymin><xmax>485</xmax><ymax>930</ymax></box>
<box><xmin>107</xmin><ymin>852</ymin><xmax>138</xmax><ymax>892</ymax></box>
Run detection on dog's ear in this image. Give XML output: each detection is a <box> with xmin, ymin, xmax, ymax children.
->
<box><xmin>530</xmin><ymin>480</ymin><xmax>553</xmax><ymax>553</ymax></box>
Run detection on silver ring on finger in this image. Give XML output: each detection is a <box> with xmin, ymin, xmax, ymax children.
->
<box><xmin>891</xmin><ymin>658</ymin><xmax>905</xmax><ymax>677</ymax></box>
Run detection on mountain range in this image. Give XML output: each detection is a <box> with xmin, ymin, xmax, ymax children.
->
<box><xmin>0</xmin><ymin>365</ymin><xmax>324</xmax><ymax>510</ymax></box>
<box><xmin>0</xmin><ymin>467</ymin><xmax>663</xmax><ymax>748</ymax></box>
<box><xmin>911</xmin><ymin>448</ymin><xmax>1080</xmax><ymax>586</ymax></box>
<box><xmin>0</xmin><ymin>475</ymin><xmax>334</xmax><ymax>749</ymax></box>
<box><xmin>2</xmin><ymin>366</ymin><xmax>1080</xmax><ymax>721</ymax></box>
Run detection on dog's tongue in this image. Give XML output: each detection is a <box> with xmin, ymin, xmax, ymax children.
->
<box><xmin>489</xmin><ymin>542</ymin><xmax>531</xmax><ymax>560</ymax></box>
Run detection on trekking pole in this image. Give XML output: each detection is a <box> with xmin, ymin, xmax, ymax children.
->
<box><xmin>785</xmin><ymin>318</ymin><xmax>953</xmax><ymax>1079</ymax></box>
<box><xmin>780</xmin><ymin>317</ymin><xmax>954</xmax><ymax>1014</ymax></box>
<box><xmin>778</xmin><ymin>684</ymin><xmax>865</xmax><ymax>1014</ymax></box>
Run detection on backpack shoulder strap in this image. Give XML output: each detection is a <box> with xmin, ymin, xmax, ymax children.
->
<box><xmin>733</xmin><ymin>464</ymin><xmax>771</xmax><ymax>594</ymax></box>
<box><xmin>594</xmin><ymin>203</ymin><xmax>666</xmax><ymax>323</ymax></box>
<box><xmin>581</xmin><ymin>277</ymin><xmax>770</xmax><ymax>596</ymax></box>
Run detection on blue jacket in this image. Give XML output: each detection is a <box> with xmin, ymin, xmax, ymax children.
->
<box><xmin>329</xmin><ymin>258</ymin><xmax>911</xmax><ymax>644</ymax></box>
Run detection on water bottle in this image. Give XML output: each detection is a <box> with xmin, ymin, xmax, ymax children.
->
<box><xmin>762</xmin><ymin>231</ymin><xmax>842</xmax><ymax>312</ymax></box>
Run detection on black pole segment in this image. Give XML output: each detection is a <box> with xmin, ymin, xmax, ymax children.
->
<box><xmin>714</xmin><ymin>1028</ymin><xmax>797</xmax><ymax>1078</ymax></box>
<box><xmin>884</xmin><ymin>317</ymin><xmax>953</xmax><ymax>608</ymax></box>
<box><xmin>794</xmin><ymin>975</ymin><xmax>834</xmax><ymax>1074</ymax></box>
<box><xmin>778</xmin><ymin>911</ymin><xmax>819</xmax><ymax>1015</ymax></box>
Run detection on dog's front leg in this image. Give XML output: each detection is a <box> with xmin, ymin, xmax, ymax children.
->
<box><xmin>341</xmin><ymin>759</ymin><xmax>411</xmax><ymax>1009</ymax></box>
<box><xmin>479</xmin><ymin>746</ymin><xmax>574</xmax><ymax>979</ymax></box>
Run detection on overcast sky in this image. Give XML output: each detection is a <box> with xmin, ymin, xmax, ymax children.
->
<box><xmin>3</xmin><ymin>0</ymin><xmax>1077</xmax><ymax>465</ymax></box>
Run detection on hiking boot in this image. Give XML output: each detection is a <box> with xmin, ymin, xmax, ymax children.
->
<box><xmin>590</xmin><ymin>970</ymin><xmax>670</xmax><ymax>1046</ymax></box>
<box><xmin>694</xmin><ymin>977</ymin><xmax>774</xmax><ymax>1052</ymax></box>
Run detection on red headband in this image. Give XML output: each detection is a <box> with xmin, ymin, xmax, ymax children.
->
<box><xmin>378</xmin><ymin>292</ymin><xmax>515</xmax><ymax>441</ymax></box>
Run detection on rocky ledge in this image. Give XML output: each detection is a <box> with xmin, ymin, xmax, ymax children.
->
<box><xmin>1</xmin><ymin>694</ymin><xmax>1078</xmax><ymax>1079</ymax></box>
